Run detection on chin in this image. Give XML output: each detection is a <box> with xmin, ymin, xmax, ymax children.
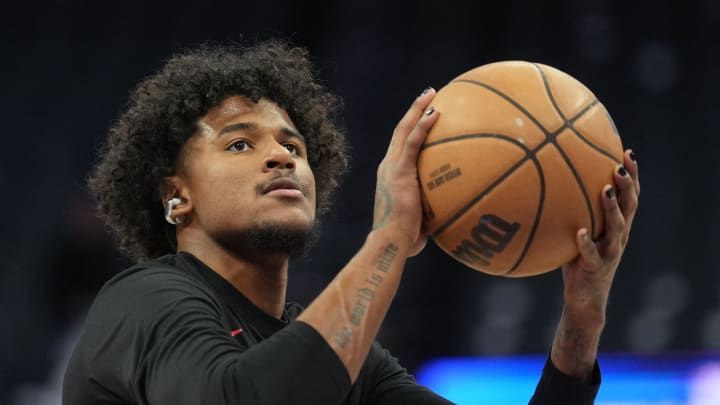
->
<box><xmin>240</xmin><ymin>217</ymin><xmax>321</xmax><ymax>258</ymax></box>
<box><xmin>260</xmin><ymin>210</ymin><xmax>315</xmax><ymax>230</ymax></box>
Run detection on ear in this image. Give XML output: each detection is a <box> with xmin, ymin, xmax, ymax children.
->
<box><xmin>160</xmin><ymin>176</ymin><xmax>193</xmax><ymax>222</ymax></box>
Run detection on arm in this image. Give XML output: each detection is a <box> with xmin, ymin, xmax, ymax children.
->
<box><xmin>553</xmin><ymin>150</ymin><xmax>639</xmax><ymax>378</ymax></box>
<box><xmin>65</xmin><ymin>270</ymin><xmax>351</xmax><ymax>405</ymax></box>
<box><xmin>297</xmin><ymin>88</ymin><xmax>439</xmax><ymax>382</ymax></box>
<box><xmin>531</xmin><ymin>150</ymin><xmax>640</xmax><ymax>403</ymax></box>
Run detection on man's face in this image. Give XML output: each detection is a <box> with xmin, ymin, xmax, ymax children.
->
<box><xmin>177</xmin><ymin>95</ymin><xmax>317</xmax><ymax>255</ymax></box>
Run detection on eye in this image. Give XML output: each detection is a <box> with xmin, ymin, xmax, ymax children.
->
<box><xmin>283</xmin><ymin>143</ymin><xmax>301</xmax><ymax>156</ymax></box>
<box><xmin>227</xmin><ymin>140</ymin><xmax>251</xmax><ymax>152</ymax></box>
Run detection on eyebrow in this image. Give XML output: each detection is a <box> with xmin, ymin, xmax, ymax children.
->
<box><xmin>218</xmin><ymin>122</ymin><xmax>306</xmax><ymax>144</ymax></box>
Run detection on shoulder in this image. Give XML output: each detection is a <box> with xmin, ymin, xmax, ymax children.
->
<box><xmin>104</xmin><ymin>258</ymin><xmax>199</xmax><ymax>291</ymax></box>
<box><xmin>103</xmin><ymin>254</ymin><xmax>212</xmax><ymax>295</ymax></box>
<box><xmin>87</xmin><ymin>255</ymin><xmax>223</xmax><ymax>325</ymax></box>
<box><xmin>76</xmin><ymin>255</ymin><xmax>227</xmax><ymax>362</ymax></box>
<box><xmin>65</xmin><ymin>255</ymin><xmax>226</xmax><ymax>401</ymax></box>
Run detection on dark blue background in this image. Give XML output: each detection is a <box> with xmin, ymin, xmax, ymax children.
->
<box><xmin>2</xmin><ymin>0</ymin><xmax>719</xmax><ymax>403</ymax></box>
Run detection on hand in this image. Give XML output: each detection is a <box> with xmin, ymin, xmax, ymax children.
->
<box><xmin>561</xmin><ymin>149</ymin><xmax>640</xmax><ymax>326</ymax></box>
<box><xmin>372</xmin><ymin>88</ymin><xmax>439</xmax><ymax>256</ymax></box>
<box><xmin>550</xmin><ymin>149</ymin><xmax>639</xmax><ymax>380</ymax></box>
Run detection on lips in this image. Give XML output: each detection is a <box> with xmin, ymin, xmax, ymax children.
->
<box><xmin>262</xmin><ymin>178</ymin><xmax>304</xmax><ymax>195</ymax></box>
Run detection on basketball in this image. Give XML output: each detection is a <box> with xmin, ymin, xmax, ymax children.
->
<box><xmin>418</xmin><ymin>61</ymin><xmax>624</xmax><ymax>277</ymax></box>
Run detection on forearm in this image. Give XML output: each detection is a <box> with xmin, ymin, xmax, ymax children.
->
<box><xmin>549</xmin><ymin>305</ymin><xmax>604</xmax><ymax>381</ymax></box>
<box><xmin>299</xmin><ymin>87</ymin><xmax>436</xmax><ymax>383</ymax></box>
<box><xmin>297</xmin><ymin>228</ymin><xmax>410</xmax><ymax>382</ymax></box>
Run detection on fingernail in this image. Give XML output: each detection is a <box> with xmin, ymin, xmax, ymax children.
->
<box><xmin>425</xmin><ymin>106</ymin><xmax>435</xmax><ymax>116</ymax></box>
<box><xmin>581</xmin><ymin>231</ymin><xmax>589</xmax><ymax>242</ymax></box>
<box><xmin>420</xmin><ymin>87</ymin><xmax>433</xmax><ymax>96</ymax></box>
<box><xmin>605</xmin><ymin>188</ymin><xmax>615</xmax><ymax>199</ymax></box>
<box><xmin>617</xmin><ymin>165</ymin><xmax>628</xmax><ymax>176</ymax></box>
<box><xmin>629</xmin><ymin>150</ymin><xmax>636</xmax><ymax>162</ymax></box>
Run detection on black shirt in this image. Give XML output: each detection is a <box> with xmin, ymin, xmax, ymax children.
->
<box><xmin>63</xmin><ymin>252</ymin><xmax>600</xmax><ymax>404</ymax></box>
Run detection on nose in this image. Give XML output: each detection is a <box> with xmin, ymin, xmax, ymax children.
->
<box><xmin>262</xmin><ymin>143</ymin><xmax>295</xmax><ymax>172</ymax></box>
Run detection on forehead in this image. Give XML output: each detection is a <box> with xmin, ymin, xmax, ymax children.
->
<box><xmin>197</xmin><ymin>95</ymin><xmax>297</xmax><ymax>135</ymax></box>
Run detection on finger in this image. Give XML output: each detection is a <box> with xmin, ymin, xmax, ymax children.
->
<box><xmin>623</xmin><ymin>149</ymin><xmax>640</xmax><ymax>196</ymax></box>
<box><xmin>601</xmin><ymin>184</ymin><xmax>626</xmax><ymax>256</ymax></box>
<box><xmin>387</xmin><ymin>88</ymin><xmax>435</xmax><ymax>158</ymax></box>
<box><xmin>399</xmin><ymin>106</ymin><xmax>439</xmax><ymax>164</ymax></box>
<box><xmin>614</xmin><ymin>163</ymin><xmax>638</xmax><ymax>227</ymax></box>
<box><xmin>409</xmin><ymin>232</ymin><xmax>429</xmax><ymax>258</ymax></box>
<box><xmin>576</xmin><ymin>228</ymin><xmax>602</xmax><ymax>267</ymax></box>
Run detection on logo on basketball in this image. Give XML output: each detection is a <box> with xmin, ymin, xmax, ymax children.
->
<box><xmin>426</xmin><ymin>163</ymin><xmax>462</xmax><ymax>190</ymax></box>
<box><xmin>451</xmin><ymin>214</ymin><xmax>520</xmax><ymax>267</ymax></box>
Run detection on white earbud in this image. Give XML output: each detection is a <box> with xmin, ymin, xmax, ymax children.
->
<box><xmin>164</xmin><ymin>198</ymin><xmax>185</xmax><ymax>225</ymax></box>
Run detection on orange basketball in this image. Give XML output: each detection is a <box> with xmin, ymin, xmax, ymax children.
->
<box><xmin>419</xmin><ymin>61</ymin><xmax>624</xmax><ymax>277</ymax></box>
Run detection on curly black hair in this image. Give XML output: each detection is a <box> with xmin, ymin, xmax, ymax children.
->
<box><xmin>88</xmin><ymin>40</ymin><xmax>350</xmax><ymax>262</ymax></box>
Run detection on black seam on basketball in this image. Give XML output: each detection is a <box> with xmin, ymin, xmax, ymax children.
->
<box><xmin>566</xmin><ymin>126</ymin><xmax>623</xmax><ymax>165</ymax></box>
<box><xmin>566</xmin><ymin>101</ymin><xmax>622</xmax><ymax>164</ymax></box>
<box><xmin>421</xmin><ymin>133</ymin><xmax>524</xmax><ymax>152</ymax></box>
<box><xmin>429</xmin><ymin>133</ymin><xmax>537</xmax><ymax>239</ymax></box>
<box><xmin>506</xmin><ymin>102</ymin><xmax>603</xmax><ymax>274</ymax></box>
<box><xmin>535</xmin><ymin>63</ymin><xmax>597</xmax><ymax>237</ymax></box>
<box><xmin>542</xmin><ymin>67</ymin><xmax>621</xmax><ymax>164</ymax></box>
<box><xmin>571</xmin><ymin>99</ymin><xmax>599</xmax><ymax>121</ymax></box>
<box><xmin>505</xmin><ymin>158</ymin><xmax>546</xmax><ymax>276</ymax></box>
<box><xmin>425</xmin><ymin>79</ymin><xmax>553</xmax><ymax>274</ymax></box>
<box><xmin>447</xmin><ymin>77</ymin><xmax>556</xmax><ymax>267</ymax></box>
<box><xmin>533</xmin><ymin>63</ymin><xmax>569</xmax><ymax>121</ymax></box>
<box><xmin>551</xmin><ymin>135</ymin><xmax>597</xmax><ymax>236</ymax></box>
<box><xmin>452</xmin><ymin>79</ymin><xmax>552</xmax><ymax>137</ymax></box>
<box><xmin>425</xmin><ymin>134</ymin><xmax>548</xmax><ymax>276</ymax></box>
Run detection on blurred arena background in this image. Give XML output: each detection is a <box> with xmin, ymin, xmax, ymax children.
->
<box><xmin>1</xmin><ymin>0</ymin><xmax>719</xmax><ymax>403</ymax></box>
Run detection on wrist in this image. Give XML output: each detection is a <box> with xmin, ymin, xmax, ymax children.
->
<box><xmin>563</xmin><ymin>286</ymin><xmax>609</xmax><ymax>329</ymax></box>
<box><xmin>562</xmin><ymin>304</ymin><xmax>606</xmax><ymax>334</ymax></box>
<box><xmin>551</xmin><ymin>308</ymin><xmax>604</xmax><ymax>381</ymax></box>
<box><xmin>367</xmin><ymin>226</ymin><xmax>414</xmax><ymax>256</ymax></box>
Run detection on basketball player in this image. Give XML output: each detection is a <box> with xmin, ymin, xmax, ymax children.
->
<box><xmin>62</xmin><ymin>40</ymin><xmax>640</xmax><ymax>404</ymax></box>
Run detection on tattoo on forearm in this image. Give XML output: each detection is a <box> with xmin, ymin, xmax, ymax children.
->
<box><xmin>349</xmin><ymin>287</ymin><xmax>374</xmax><ymax>326</ymax></box>
<box><xmin>372</xmin><ymin>183</ymin><xmax>392</xmax><ymax>230</ymax></box>
<box><xmin>334</xmin><ymin>243</ymin><xmax>398</xmax><ymax>348</ymax></box>
<box><xmin>334</xmin><ymin>326</ymin><xmax>353</xmax><ymax>347</ymax></box>
<box><xmin>377</xmin><ymin>243</ymin><xmax>397</xmax><ymax>272</ymax></box>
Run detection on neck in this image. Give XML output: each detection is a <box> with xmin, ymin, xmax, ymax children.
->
<box><xmin>178</xmin><ymin>230</ymin><xmax>289</xmax><ymax>319</ymax></box>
